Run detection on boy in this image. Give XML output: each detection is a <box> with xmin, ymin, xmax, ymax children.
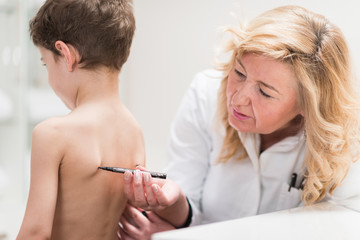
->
<box><xmin>17</xmin><ymin>0</ymin><xmax>144</xmax><ymax>239</ymax></box>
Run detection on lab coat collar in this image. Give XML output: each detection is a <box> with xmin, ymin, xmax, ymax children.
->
<box><xmin>238</xmin><ymin>129</ymin><xmax>305</xmax><ymax>172</ymax></box>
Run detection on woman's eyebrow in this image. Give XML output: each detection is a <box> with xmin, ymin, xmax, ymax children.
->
<box><xmin>236</xmin><ymin>58</ymin><xmax>247</xmax><ymax>75</ymax></box>
<box><xmin>237</xmin><ymin>58</ymin><xmax>280</xmax><ymax>94</ymax></box>
<box><xmin>258</xmin><ymin>81</ymin><xmax>280</xmax><ymax>94</ymax></box>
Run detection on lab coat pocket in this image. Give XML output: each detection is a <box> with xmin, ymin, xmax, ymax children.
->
<box><xmin>276</xmin><ymin>182</ymin><xmax>303</xmax><ymax>211</ymax></box>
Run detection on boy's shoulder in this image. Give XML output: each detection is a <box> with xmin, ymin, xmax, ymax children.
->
<box><xmin>30</xmin><ymin>116</ymin><xmax>71</xmax><ymax>162</ymax></box>
<box><xmin>34</xmin><ymin>112</ymin><xmax>95</xmax><ymax>132</ymax></box>
<box><xmin>32</xmin><ymin>115</ymin><xmax>81</xmax><ymax>143</ymax></box>
<box><xmin>33</xmin><ymin>116</ymin><xmax>67</xmax><ymax>136</ymax></box>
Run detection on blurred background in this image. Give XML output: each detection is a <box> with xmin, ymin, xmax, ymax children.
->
<box><xmin>0</xmin><ymin>0</ymin><xmax>359</xmax><ymax>238</ymax></box>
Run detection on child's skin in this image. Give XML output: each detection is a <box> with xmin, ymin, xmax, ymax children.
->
<box><xmin>17</xmin><ymin>42</ymin><xmax>145</xmax><ymax>240</ymax></box>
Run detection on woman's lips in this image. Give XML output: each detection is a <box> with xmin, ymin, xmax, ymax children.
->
<box><xmin>232</xmin><ymin>108</ymin><xmax>251</xmax><ymax>121</ymax></box>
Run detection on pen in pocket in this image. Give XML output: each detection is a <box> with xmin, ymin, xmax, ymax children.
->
<box><xmin>288</xmin><ymin>173</ymin><xmax>297</xmax><ymax>192</ymax></box>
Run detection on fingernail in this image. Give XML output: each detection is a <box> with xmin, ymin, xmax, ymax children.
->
<box><xmin>144</xmin><ymin>172</ymin><xmax>149</xmax><ymax>182</ymax></box>
<box><xmin>152</xmin><ymin>184</ymin><xmax>159</xmax><ymax>193</ymax></box>
<box><xmin>135</xmin><ymin>170</ymin><xmax>141</xmax><ymax>179</ymax></box>
<box><xmin>124</xmin><ymin>171</ymin><xmax>131</xmax><ymax>180</ymax></box>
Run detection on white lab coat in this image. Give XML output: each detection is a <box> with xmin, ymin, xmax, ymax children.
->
<box><xmin>165</xmin><ymin>70</ymin><xmax>360</xmax><ymax>226</ymax></box>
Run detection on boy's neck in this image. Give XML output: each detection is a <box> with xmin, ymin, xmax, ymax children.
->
<box><xmin>71</xmin><ymin>67</ymin><xmax>121</xmax><ymax>109</ymax></box>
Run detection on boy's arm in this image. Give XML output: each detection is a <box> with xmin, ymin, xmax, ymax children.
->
<box><xmin>17</xmin><ymin>120</ymin><xmax>64</xmax><ymax>240</ymax></box>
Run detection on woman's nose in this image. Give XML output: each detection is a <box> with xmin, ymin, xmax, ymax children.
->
<box><xmin>232</xmin><ymin>85</ymin><xmax>251</xmax><ymax>106</ymax></box>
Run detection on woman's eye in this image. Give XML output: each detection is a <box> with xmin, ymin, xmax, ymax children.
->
<box><xmin>234</xmin><ymin>69</ymin><xmax>246</xmax><ymax>79</ymax></box>
<box><xmin>259</xmin><ymin>88</ymin><xmax>272</xmax><ymax>98</ymax></box>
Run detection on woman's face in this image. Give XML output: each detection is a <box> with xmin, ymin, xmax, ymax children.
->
<box><xmin>226</xmin><ymin>53</ymin><xmax>302</xmax><ymax>134</ymax></box>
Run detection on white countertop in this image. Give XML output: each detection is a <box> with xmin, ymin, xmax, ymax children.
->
<box><xmin>152</xmin><ymin>199</ymin><xmax>360</xmax><ymax>240</ymax></box>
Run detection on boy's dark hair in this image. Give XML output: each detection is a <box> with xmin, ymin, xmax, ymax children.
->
<box><xmin>30</xmin><ymin>0</ymin><xmax>135</xmax><ymax>70</ymax></box>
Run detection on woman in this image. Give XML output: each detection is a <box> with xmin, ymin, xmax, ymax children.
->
<box><xmin>118</xmin><ymin>5</ymin><xmax>360</xmax><ymax>239</ymax></box>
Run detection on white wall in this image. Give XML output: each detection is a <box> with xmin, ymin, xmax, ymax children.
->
<box><xmin>123</xmin><ymin>0</ymin><xmax>360</xmax><ymax>171</ymax></box>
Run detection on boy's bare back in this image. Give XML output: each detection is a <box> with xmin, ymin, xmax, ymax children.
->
<box><xmin>17</xmin><ymin>1</ymin><xmax>138</xmax><ymax>238</ymax></box>
<box><xmin>25</xmin><ymin>99</ymin><xmax>145</xmax><ymax>240</ymax></box>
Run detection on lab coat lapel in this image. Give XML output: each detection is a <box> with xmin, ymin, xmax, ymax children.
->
<box><xmin>238</xmin><ymin>132</ymin><xmax>261</xmax><ymax>173</ymax></box>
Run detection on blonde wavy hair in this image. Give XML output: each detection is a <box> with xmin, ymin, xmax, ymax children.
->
<box><xmin>216</xmin><ymin>5</ymin><xmax>360</xmax><ymax>204</ymax></box>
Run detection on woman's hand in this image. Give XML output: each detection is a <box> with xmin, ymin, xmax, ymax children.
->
<box><xmin>118</xmin><ymin>204</ymin><xmax>175</xmax><ymax>240</ymax></box>
<box><xmin>123</xmin><ymin>166</ymin><xmax>190</xmax><ymax>228</ymax></box>
<box><xmin>123</xmin><ymin>166</ymin><xmax>181</xmax><ymax>211</ymax></box>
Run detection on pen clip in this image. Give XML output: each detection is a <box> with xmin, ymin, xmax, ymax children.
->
<box><xmin>297</xmin><ymin>177</ymin><xmax>305</xmax><ymax>190</ymax></box>
<box><xmin>288</xmin><ymin>173</ymin><xmax>297</xmax><ymax>192</ymax></box>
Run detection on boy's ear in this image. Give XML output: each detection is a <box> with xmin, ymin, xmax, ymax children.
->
<box><xmin>54</xmin><ymin>40</ymin><xmax>80</xmax><ymax>72</ymax></box>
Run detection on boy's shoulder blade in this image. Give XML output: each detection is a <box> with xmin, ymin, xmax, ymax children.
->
<box><xmin>32</xmin><ymin>116</ymin><xmax>80</xmax><ymax>147</ymax></box>
<box><xmin>35</xmin><ymin>113</ymin><xmax>92</xmax><ymax>132</ymax></box>
<box><xmin>33</xmin><ymin>116</ymin><xmax>68</xmax><ymax>137</ymax></box>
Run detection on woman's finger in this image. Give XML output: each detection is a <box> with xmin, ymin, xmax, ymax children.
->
<box><xmin>123</xmin><ymin>171</ymin><xmax>134</xmax><ymax>201</ymax></box>
<box><xmin>135</xmin><ymin>165</ymin><xmax>165</xmax><ymax>186</ymax></box>
<box><xmin>132</xmin><ymin>170</ymin><xmax>147</xmax><ymax>206</ymax></box>
<box><xmin>118</xmin><ymin>225</ymin><xmax>135</xmax><ymax>240</ymax></box>
<box><xmin>154</xmin><ymin>179</ymin><xmax>181</xmax><ymax>207</ymax></box>
<box><xmin>135</xmin><ymin>165</ymin><xmax>147</xmax><ymax>171</ymax></box>
<box><xmin>143</xmin><ymin>172</ymin><xmax>158</xmax><ymax>207</ymax></box>
<box><xmin>151</xmin><ymin>184</ymin><xmax>170</xmax><ymax>206</ymax></box>
<box><xmin>144</xmin><ymin>211</ymin><xmax>176</xmax><ymax>233</ymax></box>
<box><xmin>119</xmin><ymin>214</ymin><xmax>137</xmax><ymax>232</ymax></box>
<box><xmin>124</xmin><ymin>204</ymin><xmax>150</xmax><ymax>229</ymax></box>
<box><xmin>119</xmin><ymin>214</ymin><xmax>142</xmax><ymax>239</ymax></box>
<box><xmin>146</xmin><ymin>211</ymin><xmax>164</xmax><ymax>223</ymax></box>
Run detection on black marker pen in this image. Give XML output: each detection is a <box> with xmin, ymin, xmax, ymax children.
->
<box><xmin>98</xmin><ymin>166</ymin><xmax>167</xmax><ymax>179</ymax></box>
